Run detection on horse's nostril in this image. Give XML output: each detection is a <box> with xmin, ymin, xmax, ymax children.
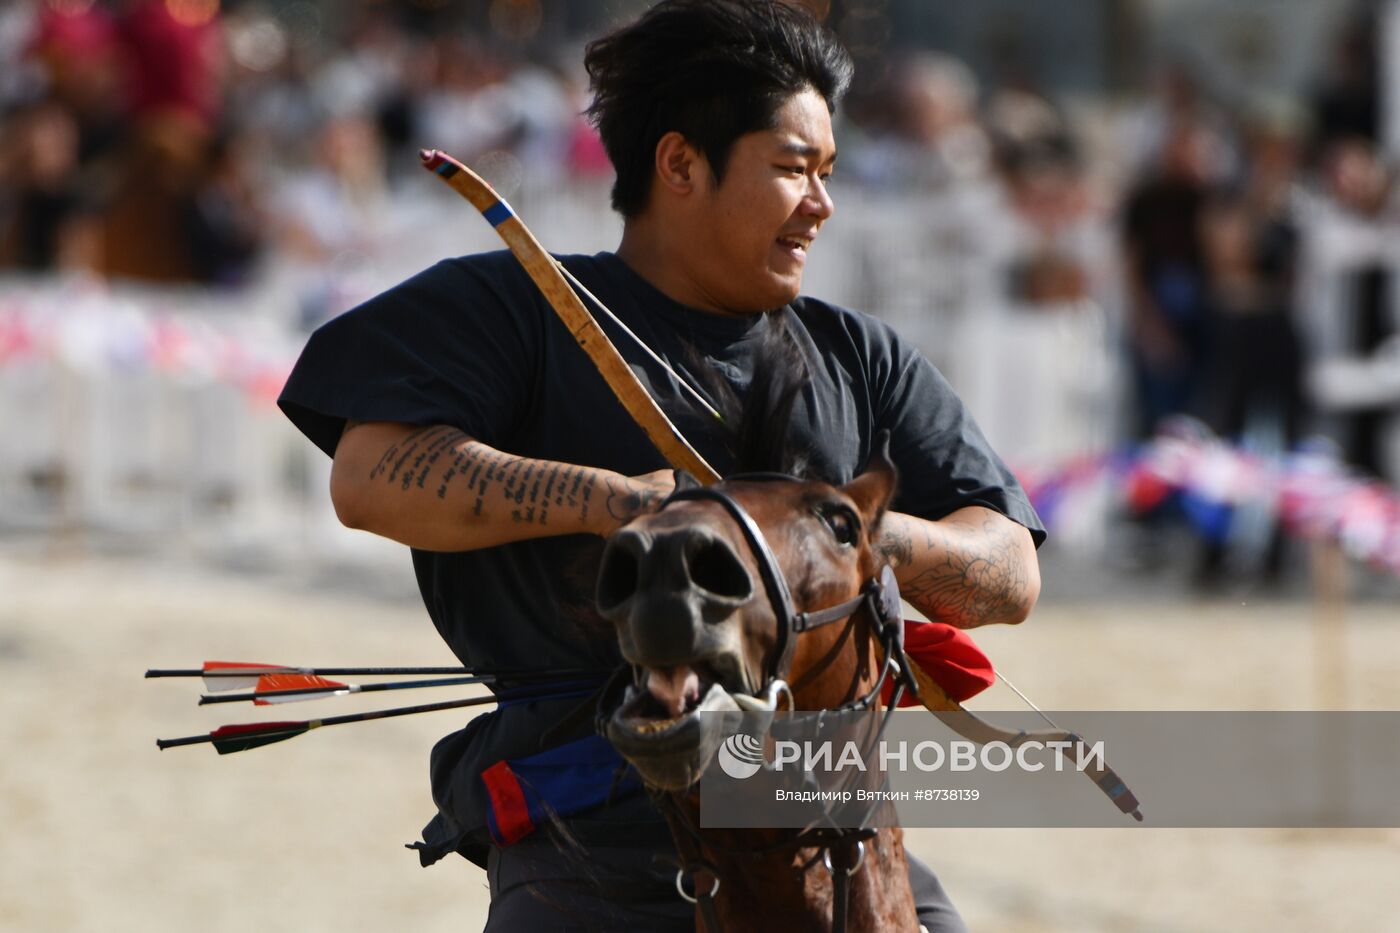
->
<box><xmin>597</xmin><ymin>543</ymin><xmax>640</xmax><ymax>615</ymax></box>
<box><xmin>689</xmin><ymin>540</ymin><xmax>752</xmax><ymax>602</ymax></box>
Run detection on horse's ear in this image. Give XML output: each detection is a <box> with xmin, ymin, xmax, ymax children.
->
<box><xmin>842</xmin><ymin>431</ymin><xmax>898</xmax><ymax>534</ymax></box>
<box><xmin>673</xmin><ymin>470</ymin><xmax>701</xmax><ymax>494</ymax></box>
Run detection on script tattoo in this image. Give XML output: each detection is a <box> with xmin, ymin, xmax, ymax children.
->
<box><xmin>369</xmin><ymin>427</ymin><xmax>595</xmax><ymax>526</ymax></box>
<box><xmin>888</xmin><ymin>512</ymin><xmax>1030</xmax><ymax>628</ymax></box>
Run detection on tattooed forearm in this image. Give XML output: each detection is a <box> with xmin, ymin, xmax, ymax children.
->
<box><xmin>367</xmin><ymin>427</ymin><xmax>603</xmax><ymax>529</ymax></box>
<box><xmin>334</xmin><ymin>421</ymin><xmax>665</xmax><ymax>550</ymax></box>
<box><xmin>881</xmin><ymin>509</ymin><xmax>1037</xmax><ymax>628</ymax></box>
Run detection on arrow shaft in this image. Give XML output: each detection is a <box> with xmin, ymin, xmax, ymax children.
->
<box><xmin>199</xmin><ymin>673</ymin><xmax>606</xmax><ymax>705</ymax></box>
<box><xmin>157</xmin><ymin>687</ymin><xmax>572</xmax><ymax>752</ymax></box>
<box><xmin>147</xmin><ymin>665</ymin><xmax>606</xmax><ymax>679</ymax></box>
<box><xmin>157</xmin><ymin>731</ymin><xmax>247</xmax><ymax>750</ymax></box>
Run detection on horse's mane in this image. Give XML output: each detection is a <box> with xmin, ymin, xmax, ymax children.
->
<box><xmin>688</xmin><ymin>308</ymin><xmax>814</xmax><ymax>477</ymax></box>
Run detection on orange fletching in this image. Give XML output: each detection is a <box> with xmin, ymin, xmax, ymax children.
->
<box><xmin>252</xmin><ymin>673</ymin><xmax>347</xmax><ymax>704</ymax></box>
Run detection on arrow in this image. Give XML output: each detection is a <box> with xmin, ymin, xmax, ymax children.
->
<box><xmin>146</xmin><ymin>661</ymin><xmax>603</xmax><ymax>693</ymax></box>
<box><xmin>156</xmin><ymin>696</ymin><xmax>500</xmax><ymax>754</ymax></box>
<box><xmin>156</xmin><ymin>680</ymin><xmax>588</xmax><ymax>755</ymax></box>
<box><xmin>199</xmin><ymin>672</ymin><xmax>602</xmax><ymax>706</ymax></box>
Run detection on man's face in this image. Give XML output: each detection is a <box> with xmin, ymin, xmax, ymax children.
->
<box><xmin>685</xmin><ymin>88</ymin><xmax>837</xmax><ymax>314</ymax></box>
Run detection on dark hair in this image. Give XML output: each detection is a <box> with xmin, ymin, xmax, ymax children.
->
<box><xmin>584</xmin><ymin>0</ymin><xmax>853</xmax><ymax>217</ymax></box>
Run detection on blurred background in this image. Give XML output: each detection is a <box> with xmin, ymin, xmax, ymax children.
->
<box><xmin>1</xmin><ymin>1</ymin><xmax>1397</xmax><ymax>931</ymax></box>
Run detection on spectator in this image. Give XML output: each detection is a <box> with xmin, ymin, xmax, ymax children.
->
<box><xmin>1121</xmin><ymin>120</ymin><xmax>1227</xmax><ymax>439</ymax></box>
<box><xmin>25</xmin><ymin>0</ymin><xmax>124</xmax><ymax>163</ymax></box>
<box><xmin>185</xmin><ymin>131</ymin><xmax>265</xmax><ymax>287</ymax></box>
<box><xmin>1309</xmin><ymin>13</ymin><xmax>1379</xmax><ymax>159</ymax></box>
<box><xmin>0</xmin><ymin>98</ymin><xmax>97</xmax><ymax>272</ymax></box>
<box><xmin>1194</xmin><ymin>114</ymin><xmax>1308</xmax><ymax>583</ymax></box>
<box><xmin>1200</xmin><ymin>111</ymin><xmax>1307</xmax><ymax>450</ymax></box>
<box><xmin>274</xmin><ymin>111</ymin><xmax>391</xmax><ymax>327</ymax></box>
<box><xmin>849</xmin><ymin>52</ymin><xmax>990</xmax><ymax>190</ymax></box>
<box><xmin>987</xmin><ymin>89</ymin><xmax>1103</xmax><ymax>306</ymax></box>
<box><xmin>98</xmin><ymin>0</ymin><xmax>227</xmax><ymax>281</ymax></box>
<box><xmin>1314</xmin><ymin>138</ymin><xmax>1398</xmax><ymax>481</ymax></box>
<box><xmin>1121</xmin><ymin>62</ymin><xmax>1234</xmax><ymax>180</ymax></box>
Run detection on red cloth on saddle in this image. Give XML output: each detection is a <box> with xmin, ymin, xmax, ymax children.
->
<box><xmin>882</xmin><ymin>620</ymin><xmax>994</xmax><ymax>706</ymax></box>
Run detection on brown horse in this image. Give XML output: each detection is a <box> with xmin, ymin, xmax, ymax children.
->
<box><xmin>596</xmin><ymin>445</ymin><xmax>922</xmax><ymax>932</ymax></box>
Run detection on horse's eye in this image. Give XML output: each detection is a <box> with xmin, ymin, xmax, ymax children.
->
<box><xmin>819</xmin><ymin>506</ymin><xmax>860</xmax><ymax>546</ymax></box>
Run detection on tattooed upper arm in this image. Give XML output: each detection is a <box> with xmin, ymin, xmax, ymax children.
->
<box><xmin>883</xmin><ymin>508</ymin><xmax>1038</xmax><ymax>628</ymax></box>
<box><xmin>877</xmin><ymin>523</ymin><xmax>914</xmax><ymax>569</ymax></box>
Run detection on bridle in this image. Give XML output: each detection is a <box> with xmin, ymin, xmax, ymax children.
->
<box><xmin>654</xmin><ymin>474</ymin><xmax>922</xmax><ymax>933</ymax></box>
<box><xmin>661</xmin><ymin>474</ymin><xmax>917</xmax><ymax>709</ymax></box>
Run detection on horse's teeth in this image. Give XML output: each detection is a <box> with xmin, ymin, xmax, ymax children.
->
<box><xmin>732</xmin><ymin>692</ymin><xmax>773</xmax><ymax>712</ymax></box>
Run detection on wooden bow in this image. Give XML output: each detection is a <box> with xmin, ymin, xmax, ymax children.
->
<box><xmin>419</xmin><ymin>149</ymin><xmax>716</xmax><ymax>481</ymax></box>
<box><xmin>420</xmin><ymin>149</ymin><xmax>1141</xmax><ymax>821</ymax></box>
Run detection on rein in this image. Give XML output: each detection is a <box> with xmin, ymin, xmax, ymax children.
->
<box><xmin>654</xmin><ymin>476</ymin><xmax>920</xmax><ymax>933</ymax></box>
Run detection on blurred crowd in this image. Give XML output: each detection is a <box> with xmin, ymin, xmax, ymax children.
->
<box><xmin>0</xmin><ymin>0</ymin><xmax>612</xmax><ymax>288</ymax></box>
<box><xmin>1</xmin><ymin>0</ymin><xmax>1396</xmax><ymax>505</ymax></box>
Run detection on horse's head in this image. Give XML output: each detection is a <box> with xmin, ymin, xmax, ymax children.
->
<box><xmin>596</xmin><ymin>444</ymin><xmax>898</xmax><ymax>790</ymax></box>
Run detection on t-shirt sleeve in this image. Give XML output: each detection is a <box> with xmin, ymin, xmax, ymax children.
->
<box><xmin>278</xmin><ymin>254</ymin><xmax>539</xmax><ymax>458</ymax></box>
<box><xmin>874</xmin><ymin>328</ymin><xmax>1046</xmax><ymax>547</ymax></box>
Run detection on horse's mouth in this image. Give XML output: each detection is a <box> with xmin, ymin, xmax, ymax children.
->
<box><xmin>615</xmin><ymin>660</ymin><xmax>734</xmax><ymax>732</ymax></box>
<box><xmin>638</xmin><ymin>659</ymin><xmax>727</xmax><ymax>716</ymax></box>
<box><xmin>605</xmin><ymin>657</ymin><xmax>774</xmax><ymax>790</ymax></box>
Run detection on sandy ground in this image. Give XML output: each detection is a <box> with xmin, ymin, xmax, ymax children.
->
<box><xmin>1</xmin><ymin>545</ymin><xmax>1397</xmax><ymax>933</ymax></box>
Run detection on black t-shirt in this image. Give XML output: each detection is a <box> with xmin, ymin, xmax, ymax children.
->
<box><xmin>278</xmin><ymin>250</ymin><xmax>1044</xmax><ymax>861</ymax></box>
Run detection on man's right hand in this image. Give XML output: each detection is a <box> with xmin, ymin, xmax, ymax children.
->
<box><xmin>596</xmin><ymin>468</ymin><xmax>677</xmax><ymax>537</ymax></box>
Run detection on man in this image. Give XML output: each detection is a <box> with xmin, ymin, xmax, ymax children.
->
<box><xmin>279</xmin><ymin>2</ymin><xmax>1043</xmax><ymax>929</ymax></box>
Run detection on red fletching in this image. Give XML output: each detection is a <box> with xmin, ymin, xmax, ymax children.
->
<box><xmin>212</xmin><ymin>721</ymin><xmax>302</xmax><ymax>737</ymax></box>
<box><xmin>209</xmin><ymin>721</ymin><xmax>310</xmax><ymax>754</ymax></box>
